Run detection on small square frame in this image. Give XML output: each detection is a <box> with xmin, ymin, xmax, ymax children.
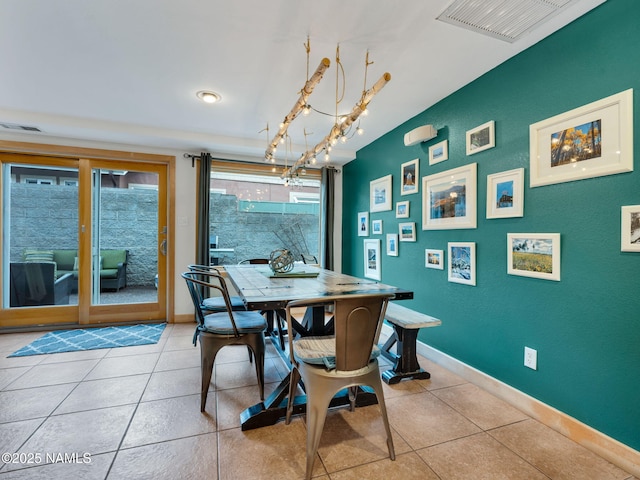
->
<box><xmin>364</xmin><ymin>239</ymin><xmax>381</xmax><ymax>280</ymax></box>
<box><xmin>466</xmin><ymin>120</ymin><xmax>495</xmax><ymax>155</ymax></box>
<box><xmin>448</xmin><ymin>242</ymin><xmax>476</xmax><ymax>286</ymax></box>
<box><xmin>371</xmin><ymin>219</ymin><xmax>383</xmax><ymax>235</ymax></box>
<box><xmin>395</xmin><ymin>201</ymin><xmax>410</xmax><ymax>218</ymax></box>
<box><xmin>370</xmin><ymin>174</ymin><xmax>393</xmax><ymax>212</ymax></box>
<box><xmin>621</xmin><ymin>205</ymin><xmax>640</xmax><ymax>252</ymax></box>
<box><xmin>401</xmin><ymin>159</ymin><xmax>419</xmax><ymax>195</ymax></box>
<box><xmin>399</xmin><ymin>222</ymin><xmax>416</xmax><ymax>242</ymax></box>
<box><xmin>425</xmin><ymin>249</ymin><xmax>444</xmax><ymax>270</ymax></box>
<box><xmin>429</xmin><ymin>140</ymin><xmax>448</xmax><ymax>165</ymax></box>
<box><xmin>507</xmin><ymin>233</ymin><xmax>561</xmax><ymax>281</ymax></box>
<box><xmin>486</xmin><ymin>168</ymin><xmax>525</xmax><ymax>219</ymax></box>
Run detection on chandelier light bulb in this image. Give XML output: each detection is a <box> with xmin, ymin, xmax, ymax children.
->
<box><xmin>356</xmin><ymin>126</ymin><xmax>364</xmax><ymax>135</ymax></box>
<box><xmin>302</xmin><ymin>105</ymin><xmax>311</xmax><ymax>116</ymax></box>
<box><xmin>330</xmin><ymin>137</ymin><xmax>338</xmax><ymax>146</ymax></box>
<box><xmin>340</xmin><ymin>135</ymin><xmax>347</xmax><ymax>144</ymax></box>
<box><xmin>324</xmin><ymin>152</ymin><xmax>330</xmax><ymax>162</ymax></box>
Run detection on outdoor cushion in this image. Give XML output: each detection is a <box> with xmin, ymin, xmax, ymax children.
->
<box><xmin>101</xmin><ymin>250</ymin><xmax>126</xmax><ymax>269</ymax></box>
<box><xmin>24</xmin><ymin>250</ymin><xmax>54</xmax><ymax>263</ymax></box>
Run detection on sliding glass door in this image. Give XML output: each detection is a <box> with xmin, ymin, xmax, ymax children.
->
<box><xmin>1</xmin><ymin>153</ymin><xmax>168</xmax><ymax>328</ymax></box>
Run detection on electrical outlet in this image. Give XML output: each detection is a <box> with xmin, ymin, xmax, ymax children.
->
<box><xmin>524</xmin><ymin>347</ymin><xmax>537</xmax><ymax>370</ymax></box>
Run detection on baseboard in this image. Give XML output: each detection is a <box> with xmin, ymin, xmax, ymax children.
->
<box><xmin>172</xmin><ymin>313</ymin><xmax>195</xmax><ymax>324</ymax></box>
<box><xmin>381</xmin><ymin>324</ymin><xmax>640</xmax><ymax>477</ymax></box>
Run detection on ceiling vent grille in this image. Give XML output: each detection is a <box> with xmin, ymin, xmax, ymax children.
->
<box><xmin>436</xmin><ymin>0</ymin><xmax>577</xmax><ymax>42</ymax></box>
<box><xmin>0</xmin><ymin>122</ymin><xmax>42</xmax><ymax>132</ymax></box>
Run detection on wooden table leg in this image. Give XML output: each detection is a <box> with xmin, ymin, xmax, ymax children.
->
<box><xmin>380</xmin><ymin>324</ymin><xmax>431</xmax><ymax>384</ymax></box>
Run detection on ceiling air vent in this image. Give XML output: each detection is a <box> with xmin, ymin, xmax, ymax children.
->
<box><xmin>436</xmin><ymin>0</ymin><xmax>577</xmax><ymax>43</ymax></box>
<box><xmin>0</xmin><ymin>122</ymin><xmax>42</xmax><ymax>132</ymax></box>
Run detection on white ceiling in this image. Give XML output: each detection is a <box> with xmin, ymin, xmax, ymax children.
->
<box><xmin>0</xmin><ymin>0</ymin><xmax>605</xmax><ymax>165</ymax></box>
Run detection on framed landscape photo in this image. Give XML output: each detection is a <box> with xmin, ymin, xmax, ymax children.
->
<box><xmin>399</xmin><ymin>222</ymin><xmax>416</xmax><ymax>242</ymax></box>
<box><xmin>529</xmin><ymin>89</ymin><xmax>633</xmax><ymax>187</ymax></box>
<box><xmin>507</xmin><ymin>233</ymin><xmax>561</xmax><ymax>281</ymax></box>
<box><xmin>429</xmin><ymin>140</ymin><xmax>448</xmax><ymax>165</ymax></box>
<box><xmin>370</xmin><ymin>174</ymin><xmax>392</xmax><ymax>212</ymax></box>
<box><xmin>357</xmin><ymin>211</ymin><xmax>369</xmax><ymax>236</ymax></box>
<box><xmin>372</xmin><ymin>219</ymin><xmax>383</xmax><ymax>235</ymax></box>
<box><xmin>486</xmin><ymin>168</ymin><xmax>524</xmax><ymax>219</ymax></box>
<box><xmin>363</xmin><ymin>239</ymin><xmax>381</xmax><ymax>280</ymax></box>
<box><xmin>448</xmin><ymin>242</ymin><xmax>476</xmax><ymax>286</ymax></box>
<box><xmin>401</xmin><ymin>159</ymin><xmax>419</xmax><ymax>195</ymax></box>
<box><xmin>425</xmin><ymin>249</ymin><xmax>444</xmax><ymax>270</ymax></box>
<box><xmin>395</xmin><ymin>201</ymin><xmax>410</xmax><ymax>218</ymax></box>
<box><xmin>386</xmin><ymin>233</ymin><xmax>399</xmax><ymax>257</ymax></box>
<box><xmin>422</xmin><ymin>163</ymin><xmax>477</xmax><ymax>230</ymax></box>
<box><xmin>466</xmin><ymin>120</ymin><xmax>495</xmax><ymax>155</ymax></box>
<box><xmin>621</xmin><ymin>205</ymin><xmax>640</xmax><ymax>252</ymax></box>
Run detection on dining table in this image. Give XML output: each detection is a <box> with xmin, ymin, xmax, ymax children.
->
<box><xmin>223</xmin><ymin>263</ymin><xmax>413</xmax><ymax>430</ymax></box>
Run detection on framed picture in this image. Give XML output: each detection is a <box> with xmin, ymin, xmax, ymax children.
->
<box><xmin>401</xmin><ymin>159</ymin><xmax>419</xmax><ymax>195</ymax></box>
<box><xmin>370</xmin><ymin>174</ymin><xmax>392</xmax><ymax>212</ymax></box>
<box><xmin>621</xmin><ymin>205</ymin><xmax>640</xmax><ymax>252</ymax></box>
<box><xmin>529</xmin><ymin>89</ymin><xmax>633</xmax><ymax>187</ymax></box>
<box><xmin>466</xmin><ymin>120</ymin><xmax>495</xmax><ymax>155</ymax></box>
<box><xmin>372</xmin><ymin>219</ymin><xmax>383</xmax><ymax>235</ymax></box>
<box><xmin>364</xmin><ymin>239</ymin><xmax>381</xmax><ymax>280</ymax></box>
<box><xmin>486</xmin><ymin>168</ymin><xmax>525</xmax><ymax>219</ymax></box>
<box><xmin>422</xmin><ymin>163</ymin><xmax>477</xmax><ymax>230</ymax></box>
<box><xmin>357</xmin><ymin>211</ymin><xmax>369</xmax><ymax>236</ymax></box>
<box><xmin>448</xmin><ymin>242</ymin><xmax>476</xmax><ymax>286</ymax></box>
<box><xmin>429</xmin><ymin>140</ymin><xmax>448</xmax><ymax>165</ymax></box>
<box><xmin>425</xmin><ymin>249</ymin><xmax>444</xmax><ymax>270</ymax></box>
<box><xmin>507</xmin><ymin>233</ymin><xmax>561</xmax><ymax>281</ymax></box>
<box><xmin>386</xmin><ymin>234</ymin><xmax>399</xmax><ymax>257</ymax></box>
<box><xmin>399</xmin><ymin>222</ymin><xmax>416</xmax><ymax>242</ymax></box>
<box><xmin>395</xmin><ymin>201</ymin><xmax>410</xmax><ymax>218</ymax></box>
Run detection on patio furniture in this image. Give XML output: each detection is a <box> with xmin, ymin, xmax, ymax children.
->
<box><xmin>9</xmin><ymin>262</ymin><xmax>72</xmax><ymax>307</ymax></box>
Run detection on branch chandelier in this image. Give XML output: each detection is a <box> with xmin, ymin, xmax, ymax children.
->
<box><xmin>263</xmin><ymin>39</ymin><xmax>391</xmax><ymax>182</ymax></box>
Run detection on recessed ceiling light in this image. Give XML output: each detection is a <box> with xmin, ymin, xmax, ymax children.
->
<box><xmin>196</xmin><ymin>90</ymin><xmax>222</xmax><ymax>104</ymax></box>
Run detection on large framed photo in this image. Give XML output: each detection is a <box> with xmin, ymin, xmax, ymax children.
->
<box><xmin>425</xmin><ymin>249</ymin><xmax>444</xmax><ymax>270</ymax></box>
<box><xmin>370</xmin><ymin>174</ymin><xmax>392</xmax><ymax>212</ymax></box>
<box><xmin>399</xmin><ymin>222</ymin><xmax>416</xmax><ymax>242</ymax></box>
<box><xmin>401</xmin><ymin>159</ymin><xmax>419</xmax><ymax>195</ymax></box>
<box><xmin>621</xmin><ymin>205</ymin><xmax>640</xmax><ymax>252</ymax></box>
<box><xmin>386</xmin><ymin>234</ymin><xmax>399</xmax><ymax>257</ymax></box>
<box><xmin>507</xmin><ymin>233</ymin><xmax>561</xmax><ymax>281</ymax></box>
<box><xmin>486</xmin><ymin>168</ymin><xmax>524</xmax><ymax>219</ymax></box>
<box><xmin>429</xmin><ymin>140</ymin><xmax>448</xmax><ymax>165</ymax></box>
<box><xmin>466</xmin><ymin>120</ymin><xmax>495</xmax><ymax>155</ymax></box>
<box><xmin>363</xmin><ymin>239</ymin><xmax>381</xmax><ymax>280</ymax></box>
<box><xmin>529</xmin><ymin>89</ymin><xmax>633</xmax><ymax>187</ymax></box>
<box><xmin>448</xmin><ymin>242</ymin><xmax>476</xmax><ymax>286</ymax></box>
<box><xmin>357</xmin><ymin>211</ymin><xmax>369</xmax><ymax>236</ymax></box>
<box><xmin>422</xmin><ymin>163</ymin><xmax>477</xmax><ymax>230</ymax></box>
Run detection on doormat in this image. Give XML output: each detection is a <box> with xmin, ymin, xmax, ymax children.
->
<box><xmin>7</xmin><ymin>323</ymin><xmax>166</xmax><ymax>357</ymax></box>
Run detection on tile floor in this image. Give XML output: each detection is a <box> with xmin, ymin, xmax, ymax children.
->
<box><xmin>0</xmin><ymin>323</ymin><xmax>636</xmax><ymax>480</ymax></box>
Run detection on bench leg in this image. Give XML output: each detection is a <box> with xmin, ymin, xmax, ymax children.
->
<box><xmin>380</xmin><ymin>325</ymin><xmax>430</xmax><ymax>385</ymax></box>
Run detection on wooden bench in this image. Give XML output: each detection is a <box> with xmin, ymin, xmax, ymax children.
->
<box><xmin>379</xmin><ymin>302</ymin><xmax>441</xmax><ymax>384</ymax></box>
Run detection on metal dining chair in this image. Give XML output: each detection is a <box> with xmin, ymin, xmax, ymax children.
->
<box><xmin>284</xmin><ymin>293</ymin><xmax>396</xmax><ymax>480</ymax></box>
<box><xmin>182</xmin><ymin>270</ymin><xmax>267</xmax><ymax>411</ymax></box>
<box><xmin>187</xmin><ymin>264</ymin><xmax>246</xmax><ymax>312</ymax></box>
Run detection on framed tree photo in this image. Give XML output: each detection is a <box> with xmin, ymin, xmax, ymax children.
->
<box><xmin>401</xmin><ymin>159</ymin><xmax>419</xmax><ymax>195</ymax></box>
<box><xmin>448</xmin><ymin>242</ymin><xmax>476</xmax><ymax>286</ymax></box>
<box><xmin>364</xmin><ymin>239</ymin><xmax>381</xmax><ymax>280</ymax></box>
<box><xmin>422</xmin><ymin>163</ymin><xmax>477</xmax><ymax>230</ymax></box>
<box><xmin>466</xmin><ymin>121</ymin><xmax>495</xmax><ymax>155</ymax></box>
<box><xmin>370</xmin><ymin>174</ymin><xmax>392</xmax><ymax>212</ymax></box>
<box><xmin>486</xmin><ymin>168</ymin><xmax>524</xmax><ymax>219</ymax></box>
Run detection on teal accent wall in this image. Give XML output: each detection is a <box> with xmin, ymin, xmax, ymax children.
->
<box><xmin>342</xmin><ymin>0</ymin><xmax>640</xmax><ymax>451</ymax></box>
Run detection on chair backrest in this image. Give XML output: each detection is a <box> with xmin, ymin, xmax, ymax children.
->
<box><xmin>300</xmin><ymin>254</ymin><xmax>318</xmax><ymax>264</ymax></box>
<box><xmin>181</xmin><ymin>270</ymin><xmax>240</xmax><ymax>336</ymax></box>
<box><xmin>286</xmin><ymin>293</ymin><xmax>393</xmax><ymax>371</ymax></box>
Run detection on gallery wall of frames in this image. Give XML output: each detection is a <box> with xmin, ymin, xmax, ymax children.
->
<box><xmin>341</xmin><ymin>0</ymin><xmax>640</xmax><ymax>454</ymax></box>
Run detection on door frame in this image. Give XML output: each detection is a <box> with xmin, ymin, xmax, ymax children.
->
<box><xmin>0</xmin><ymin>140</ymin><xmax>175</xmax><ymax>328</ymax></box>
